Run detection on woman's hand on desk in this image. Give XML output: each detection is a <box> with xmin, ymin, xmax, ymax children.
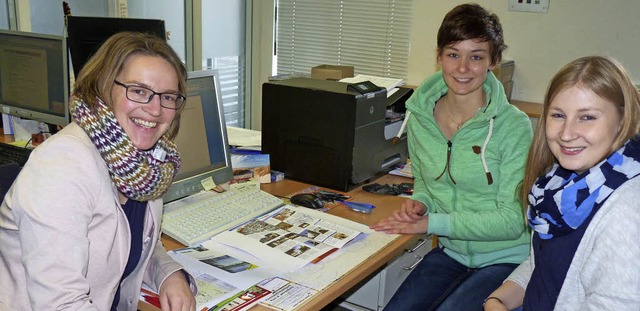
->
<box><xmin>370</xmin><ymin>216</ymin><xmax>428</xmax><ymax>234</ymax></box>
<box><xmin>394</xmin><ymin>199</ymin><xmax>427</xmax><ymax>223</ymax></box>
<box><xmin>159</xmin><ymin>270</ymin><xmax>196</xmax><ymax>311</ymax></box>
<box><xmin>370</xmin><ymin>199</ymin><xmax>428</xmax><ymax>234</ymax></box>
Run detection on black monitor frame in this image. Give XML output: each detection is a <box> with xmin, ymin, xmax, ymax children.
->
<box><xmin>66</xmin><ymin>16</ymin><xmax>166</xmax><ymax>77</ymax></box>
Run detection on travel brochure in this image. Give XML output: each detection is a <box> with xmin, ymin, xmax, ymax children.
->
<box><xmin>211</xmin><ymin>205</ymin><xmax>363</xmax><ymax>270</ymax></box>
<box><xmin>230</xmin><ymin>153</ymin><xmax>271</xmax><ymax>184</ymax></box>
<box><xmin>141</xmin><ymin>205</ymin><xmax>369</xmax><ymax>310</ymax></box>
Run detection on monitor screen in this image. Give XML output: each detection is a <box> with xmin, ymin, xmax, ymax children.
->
<box><xmin>0</xmin><ymin>30</ymin><xmax>70</xmax><ymax>127</ymax></box>
<box><xmin>66</xmin><ymin>16</ymin><xmax>166</xmax><ymax>77</ymax></box>
<box><xmin>164</xmin><ymin>70</ymin><xmax>233</xmax><ymax>203</ymax></box>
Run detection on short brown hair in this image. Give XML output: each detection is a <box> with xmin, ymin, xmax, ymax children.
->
<box><xmin>72</xmin><ymin>31</ymin><xmax>187</xmax><ymax>139</ymax></box>
<box><xmin>437</xmin><ymin>3</ymin><xmax>506</xmax><ymax>66</ymax></box>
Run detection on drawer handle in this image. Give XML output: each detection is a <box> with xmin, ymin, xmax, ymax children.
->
<box><xmin>402</xmin><ymin>255</ymin><xmax>423</xmax><ymax>270</ymax></box>
<box><xmin>406</xmin><ymin>238</ymin><xmax>427</xmax><ymax>253</ymax></box>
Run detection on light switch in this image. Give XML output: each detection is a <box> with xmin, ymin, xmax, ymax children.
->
<box><xmin>508</xmin><ymin>0</ymin><xmax>550</xmax><ymax>13</ymax></box>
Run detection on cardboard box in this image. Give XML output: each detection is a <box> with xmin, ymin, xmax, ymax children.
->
<box><xmin>492</xmin><ymin>60</ymin><xmax>514</xmax><ymax>100</ymax></box>
<box><xmin>503</xmin><ymin>80</ymin><xmax>513</xmax><ymax>100</ymax></box>
<box><xmin>311</xmin><ymin>65</ymin><xmax>354</xmax><ymax>80</ymax></box>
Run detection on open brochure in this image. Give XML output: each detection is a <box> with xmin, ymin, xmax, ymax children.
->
<box><xmin>140</xmin><ymin>238</ymin><xmax>292</xmax><ymax>310</ymax></box>
<box><xmin>142</xmin><ymin>205</ymin><xmax>369</xmax><ymax>310</ymax></box>
<box><xmin>211</xmin><ymin>205</ymin><xmax>370</xmax><ymax>271</ymax></box>
<box><xmin>140</xmin><ymin>206</ymin><xmax>396</xmax><ymax>310</ymax></box>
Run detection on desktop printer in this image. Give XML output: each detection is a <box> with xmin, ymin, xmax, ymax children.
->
<box><xmin>262</xmin><ymin>77</ymin><xmax>412</xmax><ymax>191</ymax></box>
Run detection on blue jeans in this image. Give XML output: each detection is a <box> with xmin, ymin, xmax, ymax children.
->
<box><xmin>383</xmin><ymin>247</ymin><xmax>518</xmax><ymax>311</ymax></box>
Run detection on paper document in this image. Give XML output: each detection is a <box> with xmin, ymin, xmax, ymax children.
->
<box><xmin>340</xmin><ymin>74</ymin><xmax>404</xmax><ymax>97</ymax></box>
<box><xmin>389</xmin><ymin>162</ymin><xmax>413</xmax><ymax>178</ymax></box>
<box><xmin>258</xmin><ymin>277</ymin><xmax>318</xmax><ymax>311</ymax></box>
<box><xmin>227</xmin><ymin>126</ymin><xmax>261</xmax><ymax>147</ymax></box>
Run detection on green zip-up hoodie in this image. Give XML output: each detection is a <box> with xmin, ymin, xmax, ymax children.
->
<box><xmin>405</xmin><ymin>71</ymin><xmax>532</xmax><ymax>268</ymax></box>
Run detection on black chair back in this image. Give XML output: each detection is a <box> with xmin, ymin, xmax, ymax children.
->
<box><xmin>0</xmin><ymin>162</ymin><xmax>21</xmax><ymax>201</ymax></box>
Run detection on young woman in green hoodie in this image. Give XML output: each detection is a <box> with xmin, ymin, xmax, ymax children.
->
<box><xmin>371</xmin><ymin>3</ymin><xmax>532</xmax><ymax>310</ymax></box>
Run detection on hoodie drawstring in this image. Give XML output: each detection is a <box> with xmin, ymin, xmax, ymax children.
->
<box><xmin>393</xmin><ymin>107</ymin><xmax>495</xmax><ymax>185</ymax></box>
<box><xmin>481</xmin><ymin>117</ymin><xmax>495</xmax><ymax>185</ymax></box>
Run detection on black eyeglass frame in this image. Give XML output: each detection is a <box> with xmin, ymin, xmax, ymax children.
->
<box><xmin>114</xmin><ymin>80</ymin><xmax>186</xmax><ymax>110</ymax></box>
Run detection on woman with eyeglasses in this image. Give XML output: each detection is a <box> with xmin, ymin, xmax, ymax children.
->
<box><xmin>371</xmin><ymin>4</ymin><xmax>532</xmax><ymax>310</ymax></box>
<box><xmin>0</xmin><ymin>32</ymin><xmax>196</xmax><ymax>310</ymax></box>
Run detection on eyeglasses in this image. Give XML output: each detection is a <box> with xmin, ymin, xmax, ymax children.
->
<box><xmin>114</xmin><ymin>80</ymin><xmax>186</xmax><ymax>110</ymax></box>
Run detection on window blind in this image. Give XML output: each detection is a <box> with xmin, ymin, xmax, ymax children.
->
<box><xmin>276</xmin><ymin>0</ymin><xmax>413</xmax><ymax>79</ymax></box>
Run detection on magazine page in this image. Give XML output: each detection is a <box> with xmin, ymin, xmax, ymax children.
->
<box><xmin>165</xmin><ymin>241</ymin><xmax>288</xmax><ymax>310</ymax></box>
<box><xmin>210</xmin><ymin>277</ymin><xmax>318</xmax><ymax>311</ymax></box>
<box><xmin>210</xmin><ymin>205</ymin><xmax>366</xmax><ymax>271</ymax></box>
<box><xmin>256</xmin><ymin>277</ymin><xmax>318</xmax><ymax>311</ymax></box>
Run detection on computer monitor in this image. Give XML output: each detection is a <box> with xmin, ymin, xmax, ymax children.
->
<box><xmin>0</xmin><ymin>30</ymin><xmax>70</xmax><ymax>127</ymax></box>
<box><xmin>164</xmin><ymin>70</ymin><xmax>233</xmax><ymax>203</ymax></box>
<box><xmin>66</xmin><ymin>16</ymin><xmax>166</xmax><ymax>77</ymax></box>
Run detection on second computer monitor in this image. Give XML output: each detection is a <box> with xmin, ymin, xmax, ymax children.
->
<box><xmin>163</xmin><ymin>70</ymin><xmax>233</xmax><ymax>203</ymax></box>
<box><xmin>66</xmin><ymin>16</ymin><xmax>166</xmax><ymax>77</ymax></box>
<box><xmin>0</xmin><ymin>29</ymin><xmax>70</xmax><ymax>127</ymax></box>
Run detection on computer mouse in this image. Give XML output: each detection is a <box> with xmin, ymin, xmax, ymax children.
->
<box><xmin>290</xmin><ymin>193</ymin><xmax>324</xmax><ymax>209</ymax></box>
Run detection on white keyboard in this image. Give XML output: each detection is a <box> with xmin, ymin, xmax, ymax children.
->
<box><xmin>162</xmin><ymin>185</ymin><xmax>284</xmax><ymax>246</ymax></box>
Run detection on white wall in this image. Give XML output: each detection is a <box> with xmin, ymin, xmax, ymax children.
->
<box><xmin>407</xmin><ymin>0</ymin><xmax>640</xmax><ymax>104</ymax></box>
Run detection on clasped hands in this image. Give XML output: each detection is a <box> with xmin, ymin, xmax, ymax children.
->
<box><xmin>369</xmin><ymin>199</ymin><xmax>429</xmax><ymax>234</ymax></box>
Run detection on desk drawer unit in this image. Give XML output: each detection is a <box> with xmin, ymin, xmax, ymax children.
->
<box><xmin>344</xmin><ymin>234</ymin><xmax>432</xmax><ymax>310</ymax></box>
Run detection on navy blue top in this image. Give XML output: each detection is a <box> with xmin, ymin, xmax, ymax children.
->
<box><xmin>523</xmin><ymin>210</ymin><xmax>596</xmax><ymax>310</ymax></box>
<box><xmin>111</xmin><ymin>199</ymin><xmax>146</xmax><ymax>310</ymax></box>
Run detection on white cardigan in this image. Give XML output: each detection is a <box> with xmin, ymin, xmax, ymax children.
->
<box><xmin>0</xmin><ymin>123</ymin><xmax>194</xmax><ymax>310</ymax></box>
<box><xmin>508</xmin><ymin>176</ymin><xmax>640</xmax><ymax>310</ymax></box>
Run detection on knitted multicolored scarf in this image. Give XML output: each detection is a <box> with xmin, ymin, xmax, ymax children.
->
<box><xmin>70</xmin><ymin>96</ymin><xmax>181</xmax><ymax>201</ymax></box>
<box><xmin>528</xmin><ymin>135</ymin><xmax>640</xmax><ymax>239</ymax></box>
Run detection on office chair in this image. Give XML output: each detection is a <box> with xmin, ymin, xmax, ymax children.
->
<box><xmin>0</xmin><ymin>162</ymin><xmax>21</xmax><ymax>201</ymax></box>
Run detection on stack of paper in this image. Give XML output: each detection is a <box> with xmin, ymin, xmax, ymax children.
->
<box><xmin>226</xmin><ymin>126</ymin><xmax>261</xmax><ymax>148</ymax></box>
<box><xmin>340</xmin><ymin>74</ymin><xmax>404</xmax><ymax>97</ymax></box>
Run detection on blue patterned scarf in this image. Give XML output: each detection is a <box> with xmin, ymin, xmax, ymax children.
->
<box><xmin>528</xmin><ymin>135</ymin><xmax>640</xmax><ymax>239</ymax></box>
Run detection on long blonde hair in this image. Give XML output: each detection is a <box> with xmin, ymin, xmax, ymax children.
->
<box><xmin>520</xmin><ymin>56</ymin><xmax>640</xmax><ymax>207</ymax></box>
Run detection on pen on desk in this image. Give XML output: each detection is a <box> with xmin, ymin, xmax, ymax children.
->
<box><xmin>338</xmin><ymin>200</ymin><xmax>375</xmax><ymax>214</ymax></box>
<box><xmin>391</xmin><ymin>111</ymin><xmax>411</xmax><ymax>145</ymax></box>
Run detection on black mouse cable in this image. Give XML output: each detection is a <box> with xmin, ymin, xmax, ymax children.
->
<box><xmin>23</xmin><ymin>131</ymin><xmax>51</xmax><ymax>148</ymax></box>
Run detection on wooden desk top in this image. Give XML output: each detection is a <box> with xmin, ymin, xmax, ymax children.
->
<box><xmin>142</xmin><ymin>174</ymin><xmax>417</xmax><ymax>311</ymax></box>
<box><xmin>511</xmin><ymin>100</ymin><xmax>543</xmax><ymax>119</ymax></box>
<box><xmin>0</xmin><ymin>128</ymin><xmax>14</xmax><ymax>144</ymax></box>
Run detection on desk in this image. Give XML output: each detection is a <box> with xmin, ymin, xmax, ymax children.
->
<box><xmin>0</xmin><ymin>129</ymin><xmax>14</xmax><ymax>144</ymax></box>
<box><xmin>139</xmin><ymin>174</ymin><xmax>418</xmax><ymax>311</ymax></box>
<box><xmin>511</xmin><ymin>100</ymin><xmax>543</xmax><ymax>119</ymax></box>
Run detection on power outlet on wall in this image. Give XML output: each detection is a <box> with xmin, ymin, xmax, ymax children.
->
<box><xmin>508</xmin><ymin>0</ymin><xmax>550</xmax><ymax>13</ymax></box>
